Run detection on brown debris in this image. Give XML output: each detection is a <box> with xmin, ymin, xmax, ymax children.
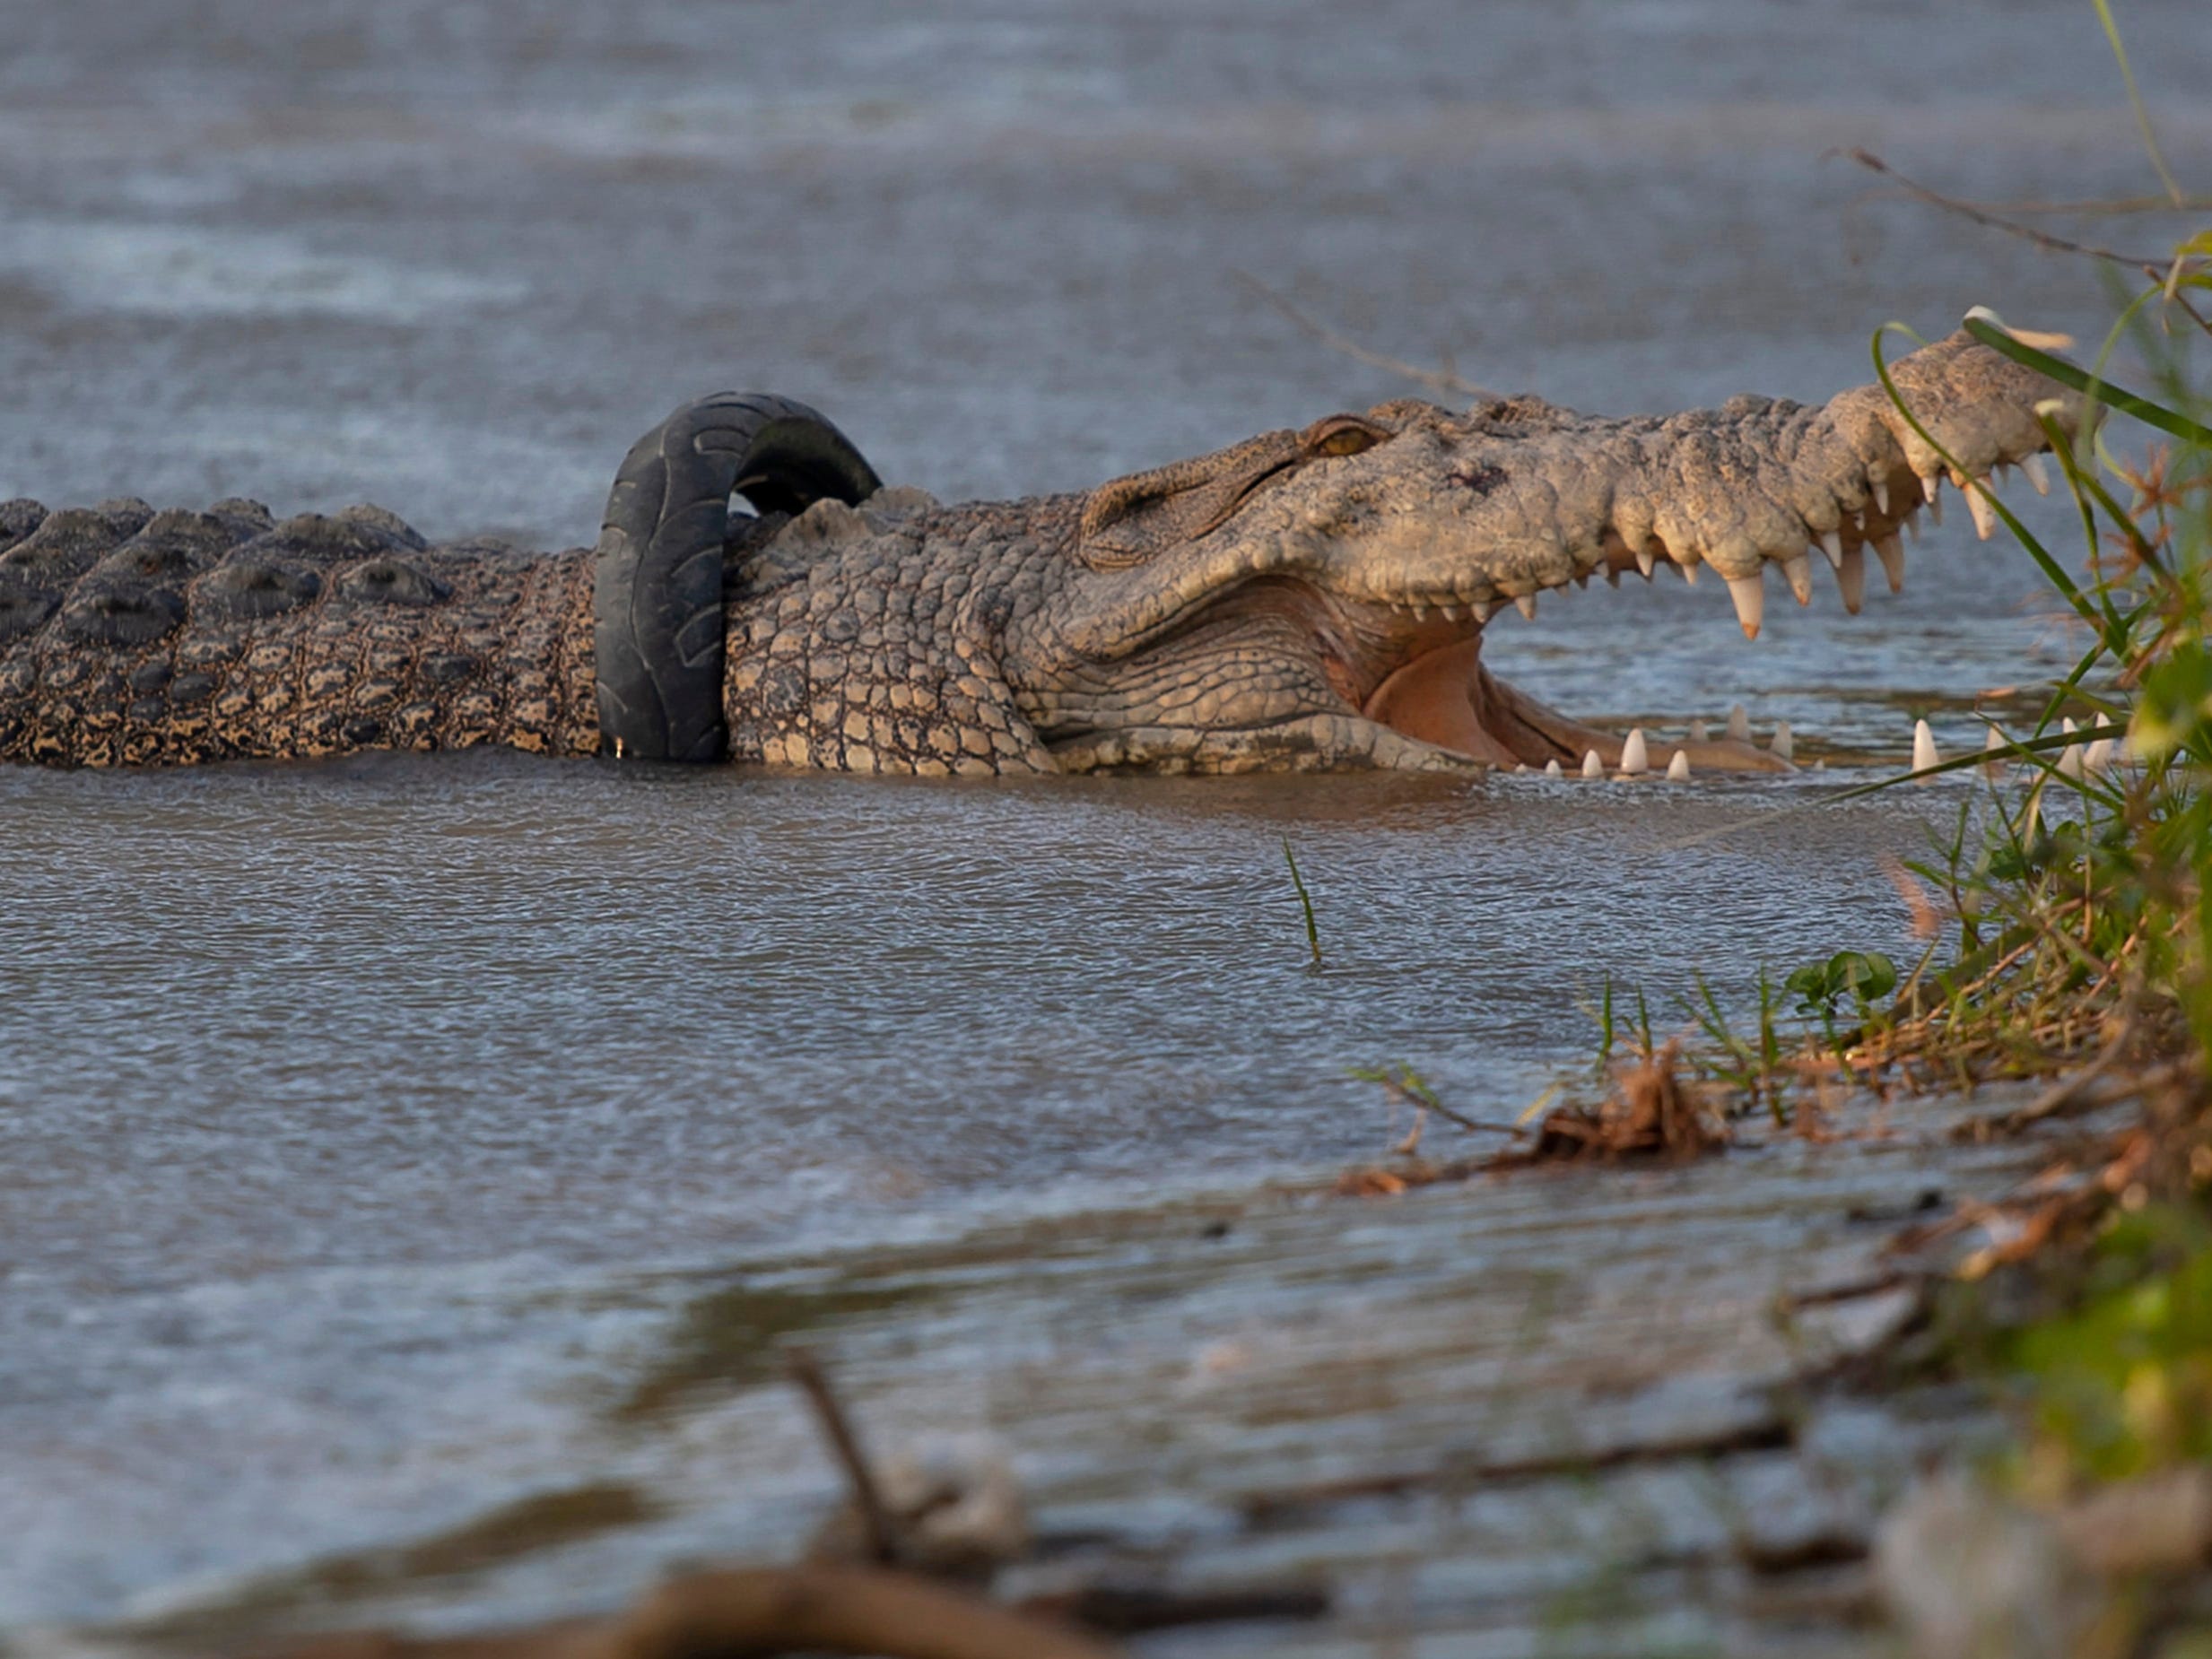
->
<box><xmin>1499</xmin><ymin>1041</ymin><xmax>1729</xmax><ymax>1167</ymax></box>
<box><xmin>1337</xmin><ymin>1042</ymin><xmax>1727</xmax><ymax>1195</ymax></box>
<box><xmin>270</xmin><ymin>1563</ymin><xmax>1123</xmax><ymax>1659</ymax></box>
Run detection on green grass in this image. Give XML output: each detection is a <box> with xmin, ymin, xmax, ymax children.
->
<box><xmin>1648</xmin><ymin>300</ymin><xmax>2208</xmax><ymax>1124</ymax></box>
<box><xmin>1683</xmin><ymin>166</ymin><xmax>2212</xmax><ymax>1559</ymax></box>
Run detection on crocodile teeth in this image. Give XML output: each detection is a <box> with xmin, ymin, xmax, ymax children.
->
<box><xmin>2024</xmin><ymin>454</ymin><xmax>2052</xmax><ymax>496</ymax></box>
<box><xmin>2083</xmin><ymin>737</ymin><xmax>2113</xmax><ymax>773</ymax></box>
<box><xmin>1834</xmin><ymin>543</ymin><xmax>1865</xmax><ymax>614</ymax></box>
<box><xmin>1412</xmin><ymin>603</ymin><xmax>1429</xmax><ymax>620</ymax></box>
<box><xmin>1635</xmin><ymin>546</ymin><xmax>1656</xmax><ymax>578</ymax></box>
<box><xmin>1688</xmin><ymin>718</ymin><xmax>1710</xmax><ymax>742</ymax></box>
<box><xmin>1817</xmin><ymin>529</ymin><xmax>1844</xmax><ymax>570</ymax></box>
<box><xmin>1441</xmin><ymin>602</ymin><xmax>1465</xmax><ymax>621</ymax></box>
<box><xmin>1545</xmin><ymin>758</ymin><xmax>1563</xmax><ymax>777</ymax></box>
<box><xmin>1581</xmin><ymin>749</ymin><xmax>1603</xmax><ymax>778</ymax></box>
<box><xmin>1771</xmin><ymin>720</ymin><xmax>1793</xmax><ymax>761</ymax></box>
<box><xmin>1620</xmin><ymin>728</ymin><xmax>1649</xmax><ymax>776</ymax></box>
<box><xmin>1726</xmin><ymin>704</ymin><xmax>1750</xmax><ymax>743</ymax></box>
<box><xmin>2058</xmin><ymin>717</ymin><xmax>2083</xmax><ymax>779</ymax></box>
<box><xmin>1912</xmin><ymin>718</ymin><xmax>1939</xmax><ymax>775</ymax></box>
<box><xmin>1873</xmin><ymin>532</ymin><xmax>1905</xmax><ymax>594</ymax></box>
<box><xmin>1871</xmin><ymin>478</ymin><xmax>1890</xmax><ymax>517</ymax></box>
<box><xmin>1726</xmin><ymin>572</ymin><xmax>1764</xmax><ymax>639</ymax></box>
<box><xmin>1666</xmin><ymin>750</ymin><xmax>1690</xmax><ymax>780</ymax></box>
<box><xmin>1982</xmin><ymin>725</ymin><xmax>2007</xmax><ymax>778</ymax></box>
<box><xmin>1921</xmin><ymin>473</ymin><xmax>1939</xmax><ymax>505</ymax></box>
<box><xmin>1473</xmin><ymin>600</ymin><xmax>1495</xmax><ymax>622</ymax></box>
<box><xmin>1516</xmin><ymin>594</ymin><xmax>1538</xmax><ymax>621</ymax></box>
<box><xmin>1965</xmin><ymin>481</ymin><xmax>1998</xmax><ymax>542</ymax></box>
<box><xmin>1781</xmin><ymin>552</ymin><xmax>1815</xmax><ymax>606</ymax></box>
<box><xmin>1679</xmin><ymin>561</ymin><xmax>1699</xmax><ymax>586</ymax></box>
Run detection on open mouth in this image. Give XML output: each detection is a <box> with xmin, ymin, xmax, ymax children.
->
<box><xmin>1312</xmin><ymin>602</ymin><xmax>1789</xmax><ymax>773</ymax></box>
<box><xmin>1298</xmin><ymin>462</ymin><xmax>1997</xmax><ymax>772</ymax></box>
<box><xmin>1301</xmin><ymin>444</ymin><xmax>2025</xmax><ymax>778</ymax></box>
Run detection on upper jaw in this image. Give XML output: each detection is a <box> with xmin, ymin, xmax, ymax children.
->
<box><xmin>1299</xmin><ymin>330</ymin><xmax>2078</xmax><ymax>640</ymax></box>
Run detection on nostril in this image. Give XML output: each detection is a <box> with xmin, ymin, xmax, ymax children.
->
<box><xmin>1450</xmin><ymin>463</ymin><xmax>1507</xmax><ymax>497</ymax></box>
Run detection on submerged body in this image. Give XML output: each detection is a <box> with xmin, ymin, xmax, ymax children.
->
<box><xmin>0</xmin><ymin>331</ymin><xmax>2069</xmax><ymax>774</ymax></box>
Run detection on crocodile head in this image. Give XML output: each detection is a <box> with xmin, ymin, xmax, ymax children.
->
<box><xmin>1003</xmin><ymin>330</ymin><xmax>2074</xmax><ymax>775</ymax></box>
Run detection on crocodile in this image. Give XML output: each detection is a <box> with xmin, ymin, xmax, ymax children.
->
<box><xmin>0</xmin><ymin>330</ymin><xmax>2072</xmax><ymax>775</ymax></box>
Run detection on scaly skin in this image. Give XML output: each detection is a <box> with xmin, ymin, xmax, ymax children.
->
<box><xmin>0</xmin><ymin>330</ymin><xmax>2071</xmax><ymax>773</ymax></box>
<box><xmin>0</xmin><ymin>499</ymin><xmax>596</xmax><ymax>766</ymax></box>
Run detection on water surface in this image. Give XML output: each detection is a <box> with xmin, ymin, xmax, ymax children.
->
<box><xmin>1</xmin><ymin>0</ymin><xmax>2207</xmax><ymax>1637</ymax></box>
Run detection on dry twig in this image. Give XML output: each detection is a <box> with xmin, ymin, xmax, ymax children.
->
<box><xmin>1233</xmin><ymin>272</ymin><xmax>1502</xmax><ymax>404</ymax></box>
<box><xmin>274</xmin><ymin>1564</ymin><xmax>1124</xmax><ymax>1659</ymax></box>
<box><xmin>788</xmin><ymin>1348</ymin><xmax>899</xmax><ymax>1566</ymax></box>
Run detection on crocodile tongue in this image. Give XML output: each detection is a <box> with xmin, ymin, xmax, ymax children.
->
<box><xmin>1362</xmin><ymin>634</ymin><xmax>1789</xmax><ymax>771</ymax></box>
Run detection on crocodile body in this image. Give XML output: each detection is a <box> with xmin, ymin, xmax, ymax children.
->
<box><xmin>0</xmin><ymin>500</ymin><xmax>597</xmax><ymax>767</ymax></box>
<box><xmin>0</xmin><ymin>330</ymin><xmax>2072</xmax><ymax>774</ymax></box>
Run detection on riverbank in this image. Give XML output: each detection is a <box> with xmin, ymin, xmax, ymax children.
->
<box><xmin>70</xmin><ymin>1089</ymin><xmax>2079</xmax><ymax>1657</ymax></box>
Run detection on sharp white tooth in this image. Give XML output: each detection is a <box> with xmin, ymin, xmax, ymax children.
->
<box><xmin>1770</xmin><ymin>720</ymin><xmax>1793</xmax><ymax>761</ymax></box>
<box><xmin>1912</xmin><ymin>718</ymin><xmax>1939</xmax><ymax>776</ymax></box>
<box><xmin>1872</xmin><ymin>477</ymin><xmax>1890</xmax><ymax>517</ymax></box>
<box><xmin>1982</xmin><ymin>725</ymin><xmax>2007</xmax><ymax>779</ymax></box>
<box><xmin>1817</xmin><ymin>529</ymin><xmax>1844</xmax><ymax>570</ymax></box>
<box><xmin>2062</xmin><ymin>716</ymin><xmax>2078</xmax><ymax>734</ymax></box>
<box><xmin>1927</xmin><ymin>486</ymin><xmax>1943</xmax><ymax>526</ymax></box>
<box><xmin>1413</xmin><ymin>603</ymin><xmax>1430</xmax><ymax>620</ymax></box>
<box><xmin>2024</xmin><ymin>454</ymin><xmax>2051</xmax><ymax>496</ymax></box>
<box><xmin>1513</xmin><ymin>763</ymin><xmax>1528</xmax><ymax>773</ymax></box>
<box><xmin>1921</xmin><ymin>473</ymin><xmax>1939</xmax><ymax>505</ymax></box>
<box><xmin>1727</xmin><ymin>703</ymin><xmax>1750</xmax><ymax>743</ymax></box>
<box><xmin>1725</xmin><ymin>571</ymin><xmax>1764</xmax><ymax>639</ymax></box>
<box><xmin>1965</xmin><ymin>481</ymin><xmax>1998</xmax><ymax>541</ymax></box>
<box><xmin>1904</xmin><ymin>511</ymin><xmax>1920</xmax><ymax>542</ymax></box>
<box><xmin>2083</xmin><ymin>737</ymin><xmax>2113</xmax><ymax>773</ymax></box>
<box><xmin>1688</xmin><ymin>718</ymin><xmax>1710</xmax><ymax>742</ymax></box>
<box><xmin>1873</xmin><ymin>532</ymin><xmax>1905</xmax><ymax>594</ymax></box>
<box><xmin>1666</xmin><ymin>750</ymin><xmax>1691</xmax><ymax>780</ymax></box>
<box><xmin>1441</xmin><ymin>602</ymin><xmax>1463</xmax><ymax>621</ymax></box>
<box><xmin>1581</xmin><ymin>749</ymin><xmax>1603</xmax><ymax>778</ymax></box>
<box><xmin>1473</xmin><ymin>600</ymin><xmax>1495</xmax><ymax>622</ymax></box>
<box><xmin>1635</xmin><ymin>547</ymin><xmax>1656</xmax><ymax>578</ymax></box>
<box><xmin>1516</xmin><ymin>593</ymin><xmax>1537</xmax><ymax>621</ymax></box>
<box><xmin>1836</xmin><ymin>543</ymin><xmax>1866</xmax><ymax>613</ymax></box>
<box><xmin>1680</xmin><ymin>561</ymin><xmax>1699</xmax><ymax>586</ymax></box>
<box><xmin>1781</xmin><ymin>552</ymin><xmax>1815</xmax><ymax>606</ymax></box>
<box><xmin>1620</xmin><ymin>728</ymin><xmax>1649</xmax><ymax>775</ymax></box>
<box><xmin>1545</xmin><ymin>758</ymin><xmax>1563</xmax><ymax>777</ymax></box>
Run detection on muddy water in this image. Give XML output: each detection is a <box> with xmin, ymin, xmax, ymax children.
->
<box><xmin>2</xmin><ymin>0</ymin><xmax>2208</xmax><ymax>1643</ymax></box>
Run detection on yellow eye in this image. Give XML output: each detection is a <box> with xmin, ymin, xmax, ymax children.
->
<box><xmin>1302</xmin><ymin>416</ymin><xmax>1386</xmax><ymax>458</ymax></box>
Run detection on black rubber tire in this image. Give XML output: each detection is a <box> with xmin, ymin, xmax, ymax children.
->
<box><xmin>594</xmin><ymin>392</ymin><xmax>882</xmax><ymax>762</ymax></box>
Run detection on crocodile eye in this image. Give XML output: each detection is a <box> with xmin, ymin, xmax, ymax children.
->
<box><xmin>1301</xmin><ymin>415</ymin><xmax>1387</xmax><ymax>458</ymax></box>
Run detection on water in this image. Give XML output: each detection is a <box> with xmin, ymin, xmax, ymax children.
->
<box><xmin>1</xmin><ymin>0</ymin><xmax>2207</xmax><ymax>1641</ymax></box>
